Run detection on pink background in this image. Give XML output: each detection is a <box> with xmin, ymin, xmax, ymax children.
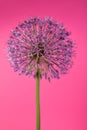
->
<box><xmin>0</xmin><ymin>0</ymin><xmax>87</xmax><ymax>130</ymax></box>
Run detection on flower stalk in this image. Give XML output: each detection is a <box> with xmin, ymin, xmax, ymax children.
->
<box><xmin>36</xmin><ymin>67</ymin><xmax>40</xmax><ymax>130</ymax></box>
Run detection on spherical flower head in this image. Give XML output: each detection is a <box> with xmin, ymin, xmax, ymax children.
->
<box><xmin>7</xmin><ymin>17</ymin><xmax>75</xmax><ymax>82</ymax></box>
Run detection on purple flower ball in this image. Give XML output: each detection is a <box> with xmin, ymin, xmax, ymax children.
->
<box><xmin>7</xmin><ymin>17</ymin><xmax>75</xmax><ymax>81</ymax></box>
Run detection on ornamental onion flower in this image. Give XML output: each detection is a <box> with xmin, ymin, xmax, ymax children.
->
<box><xmin>7</xmin><ymin>17</ymin><xmax>75</xmax><ymax>130</ymax></box>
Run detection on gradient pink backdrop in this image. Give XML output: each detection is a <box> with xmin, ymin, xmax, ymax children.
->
<box><xmin>0</xmin><ymin>0</ymin><xmax>87</xmax><ymax>130</ymax></box>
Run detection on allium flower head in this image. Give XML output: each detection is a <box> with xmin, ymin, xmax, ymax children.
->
<box><xmin>7</xmin><ymin>17</ymin><xmax>74</xmax><ymax>81</ymax></box>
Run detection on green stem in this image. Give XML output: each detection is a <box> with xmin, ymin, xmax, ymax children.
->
<box><xmin>36</xmin><ymin>67</ymin><xmax>40</xmax><ymax>130</ymax></box>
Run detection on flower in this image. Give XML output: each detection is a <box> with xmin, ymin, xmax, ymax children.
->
<box><xmin>7</xmin><ymin>17</ymin><xmax>74</xmax><ymax>81</ymax></box>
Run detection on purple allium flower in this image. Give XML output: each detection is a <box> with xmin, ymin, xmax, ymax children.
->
<box><xmin>7</xmin><ymin>17</ymin><xmax>74</xmax><ymax>81</ymax></box>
